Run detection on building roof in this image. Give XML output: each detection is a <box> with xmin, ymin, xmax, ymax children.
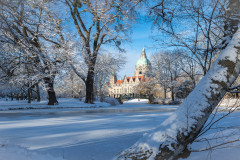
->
<box><xmin>116</xmin><ymin>80</ymin><xmax>124</xmax><ymax>84</ymax></box>
<box><xmin>115</xmin><ymin>76</ymin><xmax>145</xmax><ymax>84</ymax></box>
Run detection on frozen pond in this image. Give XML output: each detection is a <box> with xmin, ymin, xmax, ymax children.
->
<box><xmin>0</xmin><ymin>101</ymin><xmax>177</xmax><ymax>160</ymax></box>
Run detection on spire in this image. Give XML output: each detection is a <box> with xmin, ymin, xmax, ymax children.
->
<box><xmin>141</xmin><ymin>46</ymin><xmax>146</xmax><ymax>58</ymax></box>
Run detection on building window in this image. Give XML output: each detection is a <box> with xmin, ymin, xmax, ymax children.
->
<box><xmin>125</xmin><ymin>88</ymin><xmax>127</xmax><ymax>93</ymax></box>
<box><xmin>139</xmin><ymin>71</ymin><xmax>142</xmax><ymax>74</ymax></box>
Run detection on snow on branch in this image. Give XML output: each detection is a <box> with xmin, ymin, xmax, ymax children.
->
<box><xmin>116</xmin><ymin>27</ymin><xmax>240</xmax><ymax>160</ymax></box>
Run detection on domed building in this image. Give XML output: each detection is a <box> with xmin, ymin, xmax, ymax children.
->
<box><xmin>108</xmin><ymin>47</ymin><xmax>152</xmax><ymax>98</ymax></box>
<box><xmin>134</xmin><ymin>47</ymin><xmax>152</xmax><ymax>76</ymax></box>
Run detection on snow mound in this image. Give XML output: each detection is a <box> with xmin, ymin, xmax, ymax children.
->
<box><xmin>123</xmin><ymin>99</ymin><xmax>149</xmax><ymax>104</ymax></box>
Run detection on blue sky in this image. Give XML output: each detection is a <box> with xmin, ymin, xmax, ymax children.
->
<box><xmin>62</xmin><ymin>3</ymin><xmax>165</xmax><ymax>79</ymax></box>
<box><xmin>117</xmin><ymin>20</ymin><xmax>157</xmax><ymax>78</ymax></box>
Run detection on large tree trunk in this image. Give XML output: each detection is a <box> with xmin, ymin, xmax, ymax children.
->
<box><xmin>85</xmin><ymin>66</ymin><xmax>95</xmax><ymax>104</ymax></box>
<box><xmin>163</xmin><ymin>85</ymin><xmax>167</xmax><ymax>99</ymax></box>
<box><xmin>27</xmin><ymin>83</ymin><xmax>32</xmax><ymax>104</ymax></box>
<box><xmin>171</xmin><ymin>86</ymin><xmax>174</xmax><ymax>101</ymax></box>
<box><xmin>117</xmin><ymin>28</ymin><xmax>240</xmax><ymax>160</ymax></box>
<box><xmin>116</xmin><ymin>4</ymin><xmax>240</xmax><ymax>160</ymax></box>
<box><xmin>36</xmin><ymin>83</ymin><xmax>41</xmax><ymax>102</ymax></box>
<box><xmin>44</xmin><ymin>77</ymin><xmax>58</xmax><ymax>105</ymax></box>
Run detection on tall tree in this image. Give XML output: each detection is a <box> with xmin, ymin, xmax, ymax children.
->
<box><xmin>116</xmin><ymin>0</ymin><xmax>240</xmax><ymax>159</ymax></box>
<box><xmin>0</xmin><ymin>0</ymin><xmax>65</xmax><ymax>105</ymax></box>
<box><xmin>151</xmin><ymin>50</ymin><xmax>182</xmax><ymax>101</ymax></box>
<box><xmin>94</xmin><ymin>52</ymin><xmax>125</xmax><ymax>101</ymax></box>
<box><xmin>150</xmin><ymin>0</ymin><xmax>225</xmax><ymax>76</ymax></box>
<box><xmin>65</xmin><ymin>0</ymin><xmax>139</xmax><ymax>103</ymax></box>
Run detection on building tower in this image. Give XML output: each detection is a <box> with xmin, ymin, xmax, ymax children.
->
<box><xmin>109</xmin><ymin>72</ymin><xmax>117</xmax><ymax>85</ymax></box>
<box><xmin>134</xmin><ymin>47</ymin><xmax>152</xmax><ymax>77</ymax></box>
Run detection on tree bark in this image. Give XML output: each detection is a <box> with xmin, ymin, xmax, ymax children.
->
<box><xmin>20</xmin><ymin>92</ymin><xmax>24</xmax><ymax>100</ymax></box>
<box><xmin>163</xmin><ymin>86</ymin><xmax>167</xmax><ymax>99</ymax></box>
<box><xmin>116</xmin><ymin>2</ymin><xmax>240</xmax><ymax>158</ymax></box>
<box><xmin>117</xmin><ymin>28</ymin><xmax>240</xmax><ymax>160</ymax></box>
<box><xmin>10</xmin><ymin>93</ymin><xmax>13</xmax><ymax>101</ymax></box>
<box><xmin>36</xmin><ymin>83</ymin><xmax>41</xmax><ymax>102</ymax></box>
<box><xmin>171</xmin><ymin>86</ymin><xmax>174</xmax><ymax>101</ymax></box>
<box><xmin>16</xmin><ymin>94</ymin><xmax>19</xmax><ymax>101</ymax></box>
<box><xmin>27</xmin><ymin>83</ymin><xmax>32</xmax><ymax>104</ymax></box>
<box><xmin>44</xmin><ymin>77</ymin><xmax>58</xmax><ymax>105</ymax></box>
<box><xmin>85</xmin><ymin>67</ymin><xmax>95</xmax><ymax>104</ymax></box>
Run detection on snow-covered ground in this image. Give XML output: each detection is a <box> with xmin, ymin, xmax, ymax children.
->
<box><xmin>123</xmin><ymin>99</ymin><xmax>149</xmax><ymax>104</ymax></box>
<box><xmin>0</xmin><ymin>98</ymin><xmax>239</xmax><ymax>160</ymax></box>
<box><xmin>0</xmin><ymin>98</ymin><xmax>111</xmax><ymax>111</ymax></box>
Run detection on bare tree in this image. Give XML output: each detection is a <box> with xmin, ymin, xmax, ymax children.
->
<box><xmin>116</xmin><ymin>0</ymin><xmax>240</xmax><ymax>159</ymax></box>
<box><xmin>151</xmin><ymin>50</ymin><xmax>182</xmax><ymax>101</ymax></box>
<box><xmin>151</xmin><ymin>52</ymin><xmax>170</xmax><ymax>99</ymax></box>
<box><xmin>0</xmin><ymin>0</ymin><xmax>66</xmax><ymax>105</ymax></box>
<box><xmin>150</xmin><ymin>0</ymin><xmax>225</xmax><ymax>75</ymax></box>
<box><xmin>178</xmin><ymin>53</ymin><xmax>200</xmax><ymax>87</ymax></box>
<box><xmin>64</xmin><ymin>0</ymin><xmax>140</xmax><ymax>103</ymax></box>
<box><xmin>94</xmin><ymin>52</ymin><xmax>125</xmax><ymax>101</ymax></box>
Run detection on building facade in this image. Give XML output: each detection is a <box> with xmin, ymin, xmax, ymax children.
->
<box><xmin>109</xmin><ymin>47</ymin><xmax>152</xmax><ymax>98</ymax></box>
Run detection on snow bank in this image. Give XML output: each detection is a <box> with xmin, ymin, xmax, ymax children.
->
<box><xmin>0</xmin><ymin>98</ymin><xmax>111</xmax><ymax>111</ymax></box>
<box><xmin>0</xmin><ymin>143</ymin><xmax>63</xmax><ymax>160</ymax></box>
<box><xmin>123</xmin><ymin>99</ymin><xmax>149</xmax><ymax>104</ymax></box>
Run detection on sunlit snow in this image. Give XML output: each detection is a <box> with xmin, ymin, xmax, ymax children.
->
<box><xmin>0</xmin><ymin>99</ymin><xmax>239</xmax><ymax>160</ymax></box>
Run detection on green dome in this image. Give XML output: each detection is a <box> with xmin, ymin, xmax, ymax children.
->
<box><xmin>136</xmin><ymin>57</ymin><xmax>150</xmax><ymax>66</ymax></box>
<box><xmin>136</xmin><ymin>47</ymin><xmax>150</xmax><ymax>66</ymax></box>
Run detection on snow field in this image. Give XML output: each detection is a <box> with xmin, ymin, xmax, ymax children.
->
<box><xmin>0</xmin><ymin>99</ymin><xmax>239</xmax><ymax>160</ymax></box>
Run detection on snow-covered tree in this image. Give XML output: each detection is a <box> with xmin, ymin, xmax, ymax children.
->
<box><xmin>54</xmin><ymin>68</ymin><xmax>85</xmax><ymax>98</ymax></box>
<box><xmin>150</xmin><ymin>0</ymin><xmax>225</xmax><ymax>75</ymax></box>
<box><xmin>0</xmin><ymin>0</ymin><xmax>66</xmax><ymax>104</ymax></box>
<box><xmin>177</xmin><ymin>52</ymin><xmax>201</xmax><ymax>87</ymax></box>
<box><xmin>150</xmin><ymin>52</ymin><xmax>170</xmax><ymax>99</ymax></box>
<box><xmin>133</xmin><ymin>80</ymin><xmax>155</xmax><ymax>103</ymax></box>
<box><xmin>151</xmin><ymin>50</ymin><xmax>182</xmax><ymax>101</ymax></box>
<box><xmin>94</xmin><ymin>52</ymin><xmax>125</xmax><ymax>101</ymax></box>
<box><xmin>116</xmin><ymin>0</ymin><xmax>240</xmax><ymax>159</ymax></box>
<box><xmin>64</xmin><ymin>0</ymin><xmax>140</xmax><ymax>103</ymax></box>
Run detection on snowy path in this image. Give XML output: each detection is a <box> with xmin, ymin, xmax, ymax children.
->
<box><xmin>0</xmin><ymin>101</ymin><xmax>176</xmax><ymax>160</ymax></box>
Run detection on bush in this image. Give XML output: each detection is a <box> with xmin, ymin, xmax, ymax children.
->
<box><xmin>175</xmin><ymin>80</ymin><xmax>194</xmax><ymax>99</ymax></box>
<box><xmin>103</xmin><ymin>97</ymin><xmax>121</xmax><ymax>106</ymax></box>
<box><xmin>94</xmin><ymin>96</ymin><xmax>121</xmax><ymax>106</ymax></box>
<box><xmin>153</xmin><ymin>98</ymin><xmax>182</xmax><ymax>105</ymax></box>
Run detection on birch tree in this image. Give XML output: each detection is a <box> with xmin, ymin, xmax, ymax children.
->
<box><xmin>116</xmin><ymin>0</ymin><xmax>240</xmax><ymax>159</ymax></box>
